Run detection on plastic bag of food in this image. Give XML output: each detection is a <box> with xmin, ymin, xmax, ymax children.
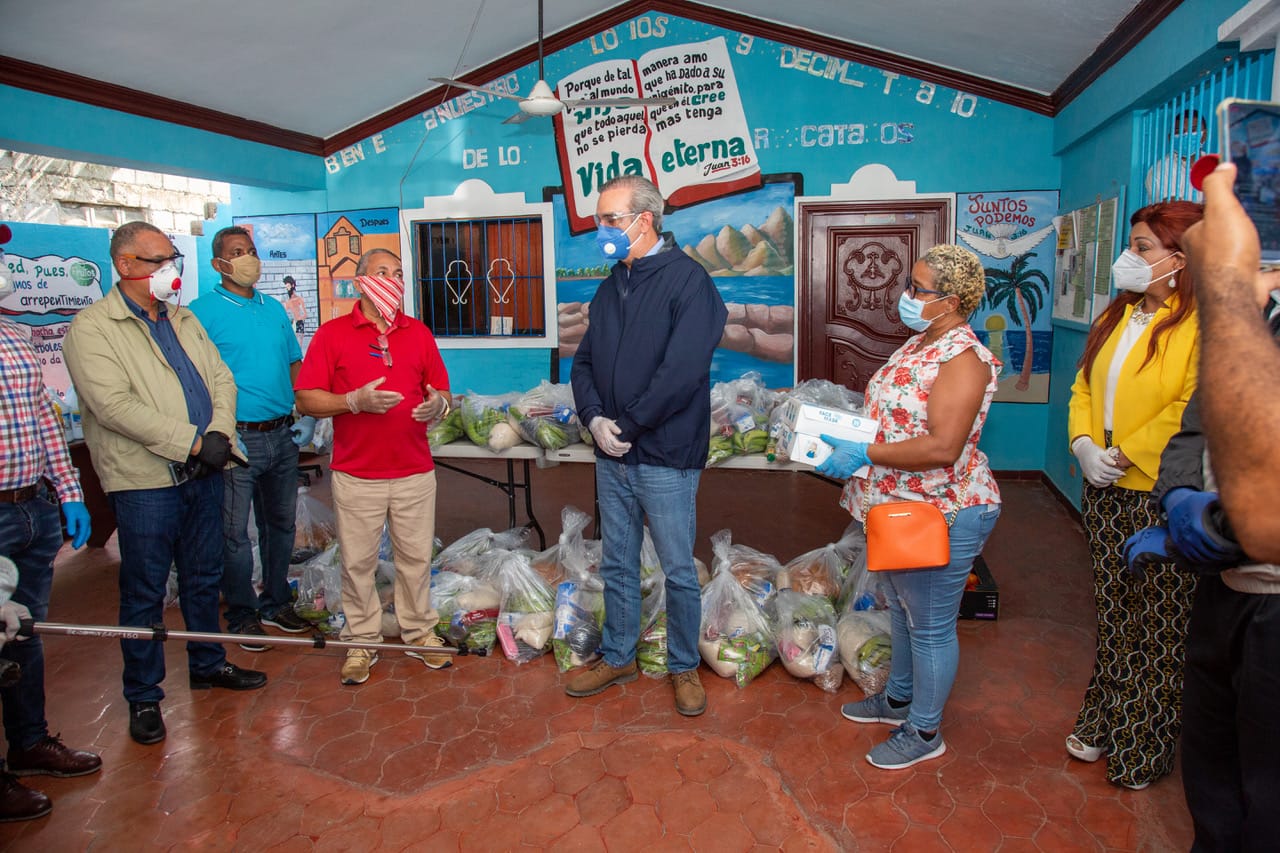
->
<box><xmin>299</xmin><ymin>542</ymin><xmax>343</xmax><ymax>621</ymax></box>
<box><xmin>460</xmin><ymin>391</ymin><xmax>521</xmax><ymax>448</ymax></box>
<box><xmin>636</xmin><ymin>528</ymin><xmax>668</xmax><ymax>677</ymax></box>
<box><xmin>551</xmin><ymin>506</ymin><xmax>606</xmax><ymax>670</ymax></box>
<box><xmin>835</xmin><ymin>520</ymin><xmax>886</xmax><ymax>613</ymax></box>
<box><xmin>479</xmin><ymin>549</ymin><xmax>556</xmax><ymax>664</ymax></box>
<box><xmin>508</xmin><ymin>381</ymin><xmax>582</xmax><ymax>450</ymax></box>
<box><xmin>778</xmin><ymin>540</ymin><xmax>846</xmax><ymax>600</ymax></box>
<box><xmin>432</xmin><ymin>526</ymin><xmax>533</xmax><ymax>576</ymax></box>
<box><xmin>707</xmin><ymin>373</ymin><xmax>774</xmax><ymax>465</ymax></box>
<box><xmin>310</xmin><ymin>417</ymin><xmax>334</xmax><ymax>452</ymax></box>
<box><xmin>699</xmin><ymin>537</ymin><xmax>776</xmax><ymax>688</ymax></box>
<box><xmin>427</xmin><ymin>402</ymin><xmax>465</xmax><ymax>447</ymax></box>
<box><xmin>837</xmin><ymin>608</ymin><xmax>892</xmax><ymax>695</ymax></box>
<box><xmin>431</xmin><ymin>570</ymin><xmax>501</xmax><ymax>651</ymax></box>
<box><xmin>776</xmin><ymin>589</ymin><xmax>842</xmax><ymax>692</ymax></box>
<box><xmin>291</xmin><ymin>486</ymin><xmax>337</xmax><ymax>564</ymax></box>
<box><xmin>710</xmin><ymin>529</ymin><xmax>783</xmax><ymax>615</ymax></box>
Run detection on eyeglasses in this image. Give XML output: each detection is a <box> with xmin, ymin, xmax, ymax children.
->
<box><xmin>369</xmin><ymin>333</ymin><xmax>392</xmax><ymax>368</ymax></box>
<box><xmin>905</xmin><ymin>281</ymin><xmax>944</xmax><ymax>299</ymax></box>
<box><xmin>120</xmin><ymin>252</ymin><xmax>185</xmax><ymax>274</ymax></box>
<box><xmin>594</xmin><ymin>211</ymin><xmax>640</xmax><ymax>228</ymax></box>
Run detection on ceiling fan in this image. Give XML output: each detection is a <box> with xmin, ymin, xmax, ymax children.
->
<box><xmin>431</xmin><ymin>0</ymin><xmax>677</xmax><ymax>124</ymax></box>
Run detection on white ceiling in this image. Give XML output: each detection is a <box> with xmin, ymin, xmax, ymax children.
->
<box><xmin>0</xmin><ymin>0</ymin><xmax>1144</xmax><ymax>141</ymax></box>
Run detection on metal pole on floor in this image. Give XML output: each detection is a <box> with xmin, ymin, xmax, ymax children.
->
<box><xmin>18</xmin><ymin>620</ymin><xmax>486</xmax><ymax>656</ymax></box>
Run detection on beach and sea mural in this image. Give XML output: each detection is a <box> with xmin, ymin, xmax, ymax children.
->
<box><xmin>553</xmin><ymin>178</ymin><xmax>797</xmax><ymax>388</ymax></box>
<box><xmin>956</xmin><ymin>190</ymin><xmax>1059</xmax><ymax>404</ymax></box>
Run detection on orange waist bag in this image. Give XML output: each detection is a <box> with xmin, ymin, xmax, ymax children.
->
<box><xmin>864</xmin><ymin>501</ymin><xmax>950</xmax><ymax>572</ymax></box>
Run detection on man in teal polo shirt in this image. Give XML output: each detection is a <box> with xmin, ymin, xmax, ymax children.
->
<box><xmin>191</xmin><ymin>227</ymin><xmax>314</xmax><ymax>648</ymax></box>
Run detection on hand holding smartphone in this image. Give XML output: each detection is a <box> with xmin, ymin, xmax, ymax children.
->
<box><xmin>1217</xmin><ymin>98</ymin><xmax>1280</xmax><ymax>268</ymax></box>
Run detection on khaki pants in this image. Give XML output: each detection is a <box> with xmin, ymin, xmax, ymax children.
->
<box><xmin>331</xmin><ymin>469</ymin><xmax>439</xmax><ymax>643</ymax></box>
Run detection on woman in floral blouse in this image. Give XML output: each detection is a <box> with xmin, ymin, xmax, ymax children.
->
<box><xmin>821</xmin><ymin>244</ymin><xmax>1002</xmax><ymax>771</ymax></box>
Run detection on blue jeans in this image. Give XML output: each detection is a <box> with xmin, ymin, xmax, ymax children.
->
<box><xmin>883</xmin><ymin>503</ymin><xmax>1001</xmax><ymax>731</ymax></box>
<box><xmin>596</xmin><ymin>461</ymin><xmax>702</xmax><ymax>673</ymax></box>
<box><xmin>109</xmin><ymin>476</ymin><xmax>226</xmax><ymax>702</ymax></box>
<box><xmin>222</xmin><ymin>424</ymin><xmax>298</xmax><ymax>626</ymax></box>
<box><xmin>0</xmin><ymin>488</ymin><xmax>62</xmax><ymax>751</ymax></box>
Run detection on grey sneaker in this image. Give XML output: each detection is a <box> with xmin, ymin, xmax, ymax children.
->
<box><xmin>841</xmin><ymin>692</ymin><xmax>910</xmax><ymax>726</ymax></box>
<box><xmin>866</xmin><ymin>723</ymin><xmax>947</xmax><ymax>770</ymax></box>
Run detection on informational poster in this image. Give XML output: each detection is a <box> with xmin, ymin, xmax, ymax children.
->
<box><xmin>1052</xmin><ymin>195</ymin><xmax>1121</xmax><ymax>326</ymax></box>
<box><xmin>233</xmin><ymin>213</ymin><xmax>319</xmax><ymax>350</ymax></box>
<box><xmin>554</xmin><ymin>36</ymin><xmax>761</xmax><ymax>232</ymax></box>
<box><xmin>956</xmin><ymin>190</ymin><xmax>1059</xmax><ymax>403</ymax></box>
<box><xmin>0</xmin><ymin>222</ymin><xmax>110</xmax><ymax>393</ymax></box>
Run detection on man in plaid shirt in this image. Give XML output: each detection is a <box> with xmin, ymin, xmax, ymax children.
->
<box><xmin>0</xmin><ymin>238</ymin><xmax>102</xmax><ymax>821</ymax></box>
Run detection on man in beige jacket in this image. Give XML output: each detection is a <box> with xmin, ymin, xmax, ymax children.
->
<box><xmin>64</xmin><ymin>221</ymin><xmax>266</xmax><ymax>747</ymax></box>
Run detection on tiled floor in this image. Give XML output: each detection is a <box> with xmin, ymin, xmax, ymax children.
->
<box><xmin>0</xmin><ymin>461</ymin><xmax>1193</xmax><ymax>851</ymax></box>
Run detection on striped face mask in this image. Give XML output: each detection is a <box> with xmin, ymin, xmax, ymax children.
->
<box><xmin>355</xmin><ymin>275</ymin><xmax>405</xmax><ymax>323</ymax></box>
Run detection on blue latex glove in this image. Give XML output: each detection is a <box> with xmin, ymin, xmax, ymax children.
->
<box><xmin>290</xmin><ymin>415</ymin><xmax>317</xmax><ymax>447</ymax></box>
<box><xmin>1163</xmin><ymin>487</ymin><xmax>1244</xmax><ymax>569</ymax></box>
<box><xmin>62</xmin><ymin>501</ymin><xmax>91</xmax><ymax>549</ymax></box>
<box><xmin>1122</xmin><ymin>526</ymin><xmax>1172</xmax><ymax>578</ymax></box>
<box><xmin>815</xmin><ymin>434</ymin><xmax>871</xmax><ymax>480</ymax></box>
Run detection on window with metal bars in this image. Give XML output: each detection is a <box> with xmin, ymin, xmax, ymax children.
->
<box><xmin>411</xmin><ymin>217</ymin><xmax>547</xmax><ymax>338</ymax></box>
<box><xmin>1136</xmin><ymin>51</ymin><xmax>1273</xmax><ymax>207</ymax></box>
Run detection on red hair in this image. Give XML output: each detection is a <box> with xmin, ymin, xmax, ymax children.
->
<box><xmin>1078</xmin><ymin>200</ymin><xmax>1203</xmax><ymax>377</ymax></box>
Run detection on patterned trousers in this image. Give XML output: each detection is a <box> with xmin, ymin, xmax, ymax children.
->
<box><xmin>1072</xmin><ymin>483</ymin><xmax>1197</xmax><ymax>787</ymax></box>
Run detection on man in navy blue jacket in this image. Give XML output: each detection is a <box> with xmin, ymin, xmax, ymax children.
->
<box><xmin>568</xmin><ymin>175</ymin><xmax>727</xmax><ymax>716</ymax></box>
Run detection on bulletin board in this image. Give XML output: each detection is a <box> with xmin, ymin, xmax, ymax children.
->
<box><xmin>1051</xmin><ymin>193</ymin><xmax>1122</xmax><ymax>328</ymax></box>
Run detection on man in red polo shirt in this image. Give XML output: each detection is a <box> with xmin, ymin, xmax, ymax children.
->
<box><xmin>295</xmin><ymin>249</ymin><xmax>453</xmax><ymax>684</ymax></box>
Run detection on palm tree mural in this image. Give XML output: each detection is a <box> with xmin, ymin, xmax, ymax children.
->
<box><xmin>983</xmin><ymin>251</ymin><xmax>1050</xmax><ymax>391</ymax></box>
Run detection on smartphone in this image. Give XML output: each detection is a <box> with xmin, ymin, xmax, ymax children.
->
<box><xmin>1217</xmin><ymin>98</ymin><xmax>1280</xmax><ymax>267</ymax></box>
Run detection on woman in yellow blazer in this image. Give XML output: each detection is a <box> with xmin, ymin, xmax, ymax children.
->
<box><xmin>1066</xmin><ymin>200</ymin><xmax>1202</xmax><ymax>790</ymax></box>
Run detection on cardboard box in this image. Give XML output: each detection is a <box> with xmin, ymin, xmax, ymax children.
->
<box><xmin>774</xmin><ymin>401</ymin><xmax>877</xmax><ymax>467</ymax></box>
<box><xmin>958</xmin><ymin>556</ymin><xmax>999</xmax><ymax>620</ymax></box>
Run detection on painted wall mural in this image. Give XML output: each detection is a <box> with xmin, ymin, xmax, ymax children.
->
<box><xmin>555</xmin><ymin>36</ymin><xmax>761</xmax><ymax>232</ymax></box>
<box><xmin>956</xmin><ymin>190</ymin><xmax>1059</xmax><ymax>404</ymax></box>
<box><xmin>232</xmin><ymin>213</ymin><xmax>319</xmax><ymax>351</ymax></box>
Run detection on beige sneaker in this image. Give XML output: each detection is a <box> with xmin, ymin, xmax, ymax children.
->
<box><xmin>565</xmin><ymin>659</ymin><xmax>638</xmax><ymax>697</ymax></box>
<box><xmin>405</xmin><ymin>634</ymin><xmax>453</xmax><ymax>670</ymax></box>
<box><xmin>340</xmin><ymin>648</ymin><xmax>378</xmax><ymax>685</ymax></box>
<box><xmin>673</xmin><ymin>669</ymin><xmax>706</xmax><ymax>716</ymax></box>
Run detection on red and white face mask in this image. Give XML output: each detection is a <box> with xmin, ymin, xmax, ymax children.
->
<box><xmin>355</xmin><ymin>275</ymin><xmax>404</xmax><ymax>323</ymax></box>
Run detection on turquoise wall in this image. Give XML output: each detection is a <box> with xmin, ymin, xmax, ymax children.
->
<box><xmin>12</xmin><ymin>4</ymin><xmax>1264</xmax><ymax>479</ymax></box>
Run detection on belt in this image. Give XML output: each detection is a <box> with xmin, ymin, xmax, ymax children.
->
<box><xmin>236</xmin><ymin>415</ymin><xmax>292</xmax><ymax>432</ymax></box>
<box><xmin>0</xmin><ymin>484</ymin><xmax>41</xmax><ymax>503</ymax></box>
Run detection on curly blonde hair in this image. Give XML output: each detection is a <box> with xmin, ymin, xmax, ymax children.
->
<box><xmin>921</xmin><ymin>244</ymin><xmax>985</xmax><ymax>315</ymax></box>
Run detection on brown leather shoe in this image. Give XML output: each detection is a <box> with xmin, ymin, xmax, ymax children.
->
<box><xmin>7</xmin><ymin>736</ymin><xmax>102</xmax><ymax>778</ymax></box>
<box><xmin>565</xmin><ymin>659</ymin><xmax>638</xmax><ymax>697</ymax></box>
<box><xmin>673</xmin><ymin>669</ymin><xmax>706</xmax><ymax>716</ymax></box>
<box><xmin>0</xmin><ymin>773</ymin><xmax>51</xmax><ymax>822</ymax></box>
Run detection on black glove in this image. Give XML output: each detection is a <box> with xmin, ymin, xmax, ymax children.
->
<box><xmin>195</xmin><ymin>431</ymin><xmax>232</xmax><ymax>469</ymax></box>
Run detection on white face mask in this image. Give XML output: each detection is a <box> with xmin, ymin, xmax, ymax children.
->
<box><xmin>1111</xmin><ymin>249</ymin><xmax>1179</xmax><ymax>293</ymax></box>
<box><xmin>146</xmin><ymin>262</ymin><xmax>183</xmax><ymax>304</ymax></box>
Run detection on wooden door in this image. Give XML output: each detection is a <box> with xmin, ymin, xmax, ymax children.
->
<box><xmin>797</xmin><ymin>199</ymin><xmax>950</xmax><ymax>392</ymax></box>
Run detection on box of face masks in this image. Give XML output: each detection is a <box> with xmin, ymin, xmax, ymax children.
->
<box><xmin>774</xmin><ymin>401</ymin><xmax>877</xmax><ymax>470</ymax></box>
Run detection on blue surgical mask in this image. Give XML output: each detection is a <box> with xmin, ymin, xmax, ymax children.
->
<box><xmin>1171</xmin><ymin>132</ymin><xmax>1201</xmax><ymax>158</ymax></box>
<box><xmin>596</xmin><ymin>215</ymin><xmax>641</xmax><ymax>260</ymax></box>
<box><xmin>897</xmin><ymin>290</ymin><xmax>934</xmax><ymax>332</ymax></box>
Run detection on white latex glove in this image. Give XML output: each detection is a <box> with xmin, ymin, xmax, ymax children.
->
<box><xmin>589</xmin><ymin>416</ymin><xmax>632</xmax><ymax>458</ymax></box>
<box><xmin>346</xmin><ymin>376</ymin><xmax>404</xmax><ymax>415</ymax></box>
<box><xmin>1072</xmin><ymin>436</ymin><xmax>1124</xmax><ymax>488</ymax></box>
<box><xmin>0</xmin><ymin>601</ymin><xmax>31</xmax><ymax>645</ymax></box>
